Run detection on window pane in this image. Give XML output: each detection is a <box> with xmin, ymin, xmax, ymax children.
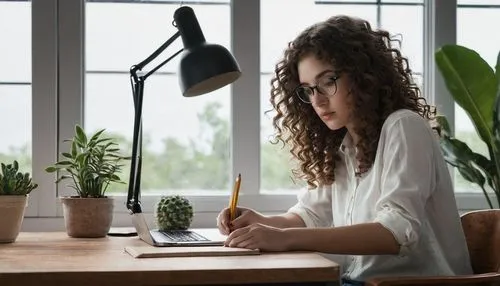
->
<box><xmin>0</xmin><ymin>1</ymin><xmax>31</xmax><ymax>83</ymax></box>
<box><xmin>457</xmin><ymin>8</ymin><xmax>500</xmax><ymax>66</ymax></box>
<box><xmin>382</xmin><ymin>0</ymin><xmax>423</xmax><ymax>3</ymax></box>
<box><xmin>319</xmin><ymin>0</ymin><xmax>424</xmax><ymax>2</ymax></box>
<box><xmin>380</xmin><ymin>5</ymin><xmax>423</xmax><ymax>73</ymax></box>
<box><xmin>0</xmin><ymin>1</ymin><xmax>32</xmax><ymax>173</ymax></box>
<box><xmin>458</xmin><ymin>0</ymin><xmax>500</xmax><ymax>5</ymax></box>
<box><xmin>316</xmin><ymin>0</ymin><xmax>376</xmax><ymax>3</ymax></box>
<box><xmin>85</xmin><ymin>1</ymin><xmax>231</xmax><ymax>195</ymax></box>
<box><xmin>261</xmin><ymin>1</ymin><xmax>377</xmax><ymax>74</ymax></box>
<box><xmin>260</xmin><ymin>74</ymin><xmax>304</xmax><ymax>192</ymax></box>
<box><xmin>260</xmin><ymin>1</ymin><xmax>422</xmax><ymax>192</ymax></box>
<box><xmin>455</xmin><ymin>6</ymin><xmax>500</xmax><ymax>193</ymax></box>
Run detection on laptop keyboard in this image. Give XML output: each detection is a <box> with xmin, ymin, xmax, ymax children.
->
<box><xmin>159</xmin><ymin>230</ymin><xmax>210</xmax><ymax>242</ymax></box>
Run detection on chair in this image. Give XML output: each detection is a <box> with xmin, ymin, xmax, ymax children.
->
<box><xmin>365</xmin><ymin>209</ymin><xmax>500</xmax><ymax>286</ymax></box>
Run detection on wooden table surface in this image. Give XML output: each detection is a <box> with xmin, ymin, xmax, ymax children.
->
<box><xmin>0</xmin><ymin>232</ymin><xmax>340</xmax><ymax>286</ymax></box>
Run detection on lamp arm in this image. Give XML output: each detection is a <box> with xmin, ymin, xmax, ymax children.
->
<box><xmin>143</xmin><ymin>48</ymin><xmax>184</xmax><ymax>80</ymax></box>
<box><xmin>132</xmin><ymin>31</ymin><xmax>181</xmax><ymax>74</ymax></box>
<box><xmin>126</xmin><ymin>31</ymin><xmax>183</xmax><ymax>214</ymax></box>
<box><xmin>127</xmin><ymin>75</ymin><xmax>144</xmax><ymax>213</ymax></box>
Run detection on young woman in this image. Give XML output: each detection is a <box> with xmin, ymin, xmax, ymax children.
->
<box><xmin>216</xmin><ymin>15</ymin><xmax>472</xmax><ymax>283</ymax></box>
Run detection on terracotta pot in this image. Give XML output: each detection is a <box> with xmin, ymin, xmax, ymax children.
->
<box><xmin>61</xmin><ymin>197</ymin><xmax>114</xmax><ymax>238</ymax></box>
<box><xmin>0</xmin><ymin>195</ymin><xmax>28</xmax><ymax>243</ymax></box>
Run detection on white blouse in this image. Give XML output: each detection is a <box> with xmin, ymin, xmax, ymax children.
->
<box><xmin>288</xmin><ymin>109</ymin><xmax>473</xmax><ymax>281</ymax></box>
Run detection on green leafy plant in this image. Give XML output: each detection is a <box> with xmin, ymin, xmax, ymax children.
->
<box><xmin>0</xmin><ymin>160</ymin><xmax>38</xmax><ymax>195</ymax></box>
<box><xmin>45</xmin><ymin>125</ymin><xmax>129</xmax><ymax>198</ymax></box>
<box><xmin>155</xmin><ymin>195</ymin><xmax>194</xmax><ymax>230</ymax></box>
<box><xmin>435</xmin><ymin>45</ymin><xmax>500</xmax><ymax>209</ymax></box>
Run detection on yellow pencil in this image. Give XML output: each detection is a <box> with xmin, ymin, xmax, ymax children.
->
<box><xmin>229</xmin><ymin>173</ymin><xmax>241</xmax><ymax>221</ymax></box>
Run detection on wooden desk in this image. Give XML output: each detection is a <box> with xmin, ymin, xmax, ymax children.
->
<box><xmin>0</xmin><ymin>232</ymin><xmax>340</xmax><ymax>286</ymax></box>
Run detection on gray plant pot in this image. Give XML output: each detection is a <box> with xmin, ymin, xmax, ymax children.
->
<box><xmin>0</xmin><ymin>195</ymin><xmax>28</xmax><ymax>243</ymax></box>
<box><xmin>61</xmin><ymin>197</ymin><xmax>114</xmax><ymax>238</ymax></box>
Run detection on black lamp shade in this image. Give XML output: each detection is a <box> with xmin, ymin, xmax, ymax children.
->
<box><xmin>173</xmin><ymin>6</ymin><xmax>241</xmax><ymax>97</ymax></box>
<box><xmin>179</xmin><ymin>43</ymin><xmax>241</xmax><ymax>97</ymax></box>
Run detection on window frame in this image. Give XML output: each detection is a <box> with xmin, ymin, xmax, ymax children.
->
<box><xmin>22</xmin><ymin>0</ymin><xmax>494</xmax><ymax>231</ymax></box>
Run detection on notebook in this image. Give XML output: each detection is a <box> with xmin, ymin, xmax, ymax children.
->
<box><xmin>125</xmin><ymin>245</ymin><xmax>260</xmax><ymax>258</ymax></box>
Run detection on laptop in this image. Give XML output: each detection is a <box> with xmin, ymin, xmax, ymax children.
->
<box><xmin>131</xmin><ymin>213</ymin><xmax>226</xmax><ymax>247</ymax></box>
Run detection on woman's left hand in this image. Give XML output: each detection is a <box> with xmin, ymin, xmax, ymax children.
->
<box><xmin>224</xmin><ymin>223</ymin><xmax>290</xmax><ymax>251</ymax></box>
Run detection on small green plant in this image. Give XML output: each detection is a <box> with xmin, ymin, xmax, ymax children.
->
<box><xmin>155</xmin><ymin>195</ymin><xmax>194</xmax><ymax>230</ymax></box>
<box><xmin>45</xmin><ymin>125</ymin><xmax>129</xmax><ymax>198</ymax></box>
<box><xmin>0</xmin><ymin>160</ymin><xmax>38</xmax><ymax>195</ymax></box>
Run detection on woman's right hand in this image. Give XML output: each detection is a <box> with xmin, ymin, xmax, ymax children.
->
<box><xmin>216</xmin><ymin>206</ymin><xmax>266</xmax><ymax>235</ymax></box>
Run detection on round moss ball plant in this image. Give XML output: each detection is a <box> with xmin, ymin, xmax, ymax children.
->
<box><xmin>155</xmin><ymin>195</ymin><xmax>194</xmax><ymax>231</ymax></box>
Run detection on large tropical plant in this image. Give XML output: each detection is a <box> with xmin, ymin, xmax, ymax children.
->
<box><xmin>45</xmin><ymin>125</ymin><xmax>129</xmax><ymax>198</ymax></box>
<box><xmin>435</xmin><ymin>45</ymin><xmax>500</xmax><ymax>209</ymax></box>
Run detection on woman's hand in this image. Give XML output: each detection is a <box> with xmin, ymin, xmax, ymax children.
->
<box><xmin>224</xmin><ymin>223</ymin><xmax>290</xmax><ymax>251</ymax></box>
<box><xmin>216</xmin><ymin>206</ymin><xmax>266</xmax><ymax>235</ymax></box>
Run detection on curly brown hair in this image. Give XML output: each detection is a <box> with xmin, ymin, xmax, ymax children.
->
<box><xmin>269</xmin><ymin>15</ymin><xmax>435</xmax><ymax>189</ymax></box>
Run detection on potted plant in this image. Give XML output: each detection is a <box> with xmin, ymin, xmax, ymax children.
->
<box><xmin>435</xmin><ymin>44</ymin><xmax>500</xmax><ymax>209</ymax></box>
<box><xmin>0</xmin><ymin>160</ymin><xmax>38</xmax><ymax>243</ymax></box>
<box><xmin>46</xmin><ymin>125</ymin><xmax>129</xmax><ymax>238</ymax></box>
<box><xmin>155</xmin><ymin>195</ymin><xmax>194</xmax><ymax>231</ymax></box>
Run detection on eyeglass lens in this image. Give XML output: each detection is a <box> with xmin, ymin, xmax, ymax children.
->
<box><xmin>296</xmin><ymin>76</ymin><xmax>338</xmax><ymax>103</ymax></box>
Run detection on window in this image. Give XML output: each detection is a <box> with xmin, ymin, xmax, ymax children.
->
<box><xmin>455</xmin><ymin>1</ymin><xmax>500</xmax><ymax>192</ymax></box>
<box><xmin>20</xmin><ymin>1</ymin><xmax>495</xmax><ymax>229</ymax></box>
<box><xmin>260</xmin><ymin>0</ymin><xmax>423</xmax><ymax>192</ymax></box>
<box><xmin>0</xmin><ymin>0</ymin><xmax>32</xmax><ymax>173</ymax></box>
<box><xmin>85</xmin><ymin>1</ymin><xmax>232</xmax><ymax>196</ymax></box>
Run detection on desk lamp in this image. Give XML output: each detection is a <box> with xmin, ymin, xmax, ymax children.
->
<box><xmin>126</xmin><ymin>6</ymin><xmax>241</xmax><ymax>214</ymax></box>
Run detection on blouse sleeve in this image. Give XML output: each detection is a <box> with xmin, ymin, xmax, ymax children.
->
<box><xmin>287</xmin><ymin>184</ymin><xmax>333</xmax><ymax>228</ymax></box>
<box><xmin>373</xmin><ymin>114</ymin><xmax>436</xmax><ymax>256</ymax></box>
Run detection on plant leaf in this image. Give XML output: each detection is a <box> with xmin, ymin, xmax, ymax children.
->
<box><xmin>45</xmin><ymin>166</ymin><xmax>58</xmax><ymax>173</ymax></box>
<box><xmin>435</xmin><ymin>45</ymin><xmax>497</xmax><ymax>146</ymax></box>
<box><xmin>55</xmin><ymin>160</ymin><xmax>73</xmax><ymax>166</ymax></box>
<box><xmin>496</xmin><ymin>51</ymin><xmax>500</xmax><ymax>90</ymax></box>
<box><xmin>440</xmin><ymin>136</ymin><xmax>474</xmax><ymax>162</ymax></box>
<box><xmin>440</xmin><ymin>136</ymin><xmax>484</xmax><ymax>182</ymax></box>
<box><xmin>75</xmin><ymin>125</ymin><xmax>87</xmax><ymax>146</ymax></box>
<box><xmin>89</xmin><ymin>129</ymin><xmax>106</xmax><ymax>143</ymax></box>
<box><xmin>61</xmin><ymin>152</ymin><xmax>73</xmax><ymax>159</ymax></box>
<box><xmin>494</xmin><ymin>52</ymin><xmax>500</xmax><ymax>140</ymax></box>
<box><xmin>435</xmin><ymin>115</ymin><xmax>451</xmax><ymax>137</ymax></box>
<box><xmin>71</xmin><ymin>140</ymin><xmax>78</xmax><ymax>158</ymax></box>
<box><xmin>471</xmin><ymin>152</ymin><xmax>495</xmax><ymax>176</ymax></box>
<box><xmin>456</xmin><ymin>161</ymin><xmax>485</xmax><ymax>187</ymax></box>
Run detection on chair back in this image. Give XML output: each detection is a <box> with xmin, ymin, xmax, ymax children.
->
<box><xmin>461</xmin><ymin>209</ymin><xmax>500</xmax><ymax>274</ymax></box>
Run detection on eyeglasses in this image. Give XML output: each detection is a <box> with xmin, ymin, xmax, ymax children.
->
<box><xmin>294</xmin><ymin>75</ymin><xmax>341</xmax><ymax>104</ymax></box>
